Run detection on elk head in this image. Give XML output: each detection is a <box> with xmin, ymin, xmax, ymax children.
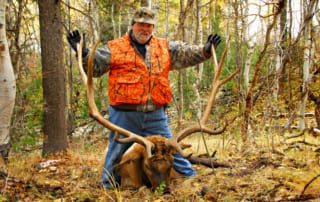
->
<box><xmin>76</xmin><ymin>35</ymin><xmax>239</xmax><ymax>189</ymax></box>
<box><xmin>115</xmin><ymin>135</ymin><xmax>178</xmax><ymax>189</ymax></box>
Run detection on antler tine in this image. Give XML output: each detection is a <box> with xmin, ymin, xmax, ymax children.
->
<box><xmin>165</xmin><ymin>137</ymin><xmax>192</xmax><ymax>158</ymax></box>
<box><xmin>173</xmin><ymin>35</ymin><xmax>238</xmax><ymax>144</ymax></box>
<box><xmin>176</xmin><ymin>123</ymin><xmax>227</xmax><ymax>142</ymax></box>
<box><xmin>77</xmin><ymin>38</ymin><xmax>87</xmax><ymax>84</ymax></box>
<box><xmin>165</xmin><ymin>124</ymin><xmax>226</xmax><ymax>158</ymax></box>
<box><xmin>211</xmin><ymin>44</ymin><xmax>219</xmax><ymax>75</ymax></box>
<box><xmin>76</xmin><ymin>38</ymin><xmax>154</xmax><ymax>158</ymax></box>
<box><xmin>220</xmin><ymin>66</ymin><xmax>241</xmax><ymax>86</ymax></box>
<box><xmin>215</xmin><ymin>35</ymin><xmax>231</xmax><ymax>80</ymax></box>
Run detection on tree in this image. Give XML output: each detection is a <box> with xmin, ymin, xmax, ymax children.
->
<box><xmin>38</xmin><ymin>0</ymin><xmax>68</xmax><ymax>156</ymax></box>
<box><xmin>241</xmin><ymin>0</ymin><xmax>285</xmax><ymax>142</ymax></box>
<box><xmin>176</xmin><ymin>0</ymin><xmax>195</xmax><ymax>128</ymax></box>
<box><xmin>193</xmin><ymin>0</ymin><xmax>204</xmax><ymax>119</ymax></box>
<box><xmin>298</xmin><ymin>0</ymin><xmax>317</xmax><ymax>130</ymax></box>
<box><xmin>0</xmin><ymin>0</ymin><xmax>16</xmax><ymax>162</ymax></box>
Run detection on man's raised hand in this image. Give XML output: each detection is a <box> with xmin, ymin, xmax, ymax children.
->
<box><xmin>204</xmin><ymin>34</ymin><xmax>221</xmax><ymax>56</ymax></box>
<box><xmin>67</xmin><ymin>30</ymin><xmax>88</xmax><ymax>57</ymax></box>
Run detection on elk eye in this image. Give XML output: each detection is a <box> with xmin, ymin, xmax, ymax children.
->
<box><xmin>151</xmin><ymin>148</ymin><xmax>156</xmax><ymax>155</ymax></box>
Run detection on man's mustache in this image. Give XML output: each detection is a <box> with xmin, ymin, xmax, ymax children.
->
<box><xmin>137</xmin><ymin>31</ymin><xmax>151</xmax><ymax>37</ymax></box>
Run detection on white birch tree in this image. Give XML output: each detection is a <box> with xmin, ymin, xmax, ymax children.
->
<box><xmin>0</xmin><ymin>0</ymin><xmax>16</xmax><ymax>160</ymax></box>
<box><xmin>111</xmin><ymin>2</ymin><xmax>117</xmax><ymax>39</ymax></box>
<box><xmin>298</xmin><ymin>0</ymin><xmax>317</xmax><ymax>129</ymax></box>
<box><xmin>193</xmin><ymin>0</ymin><xmax>203</xmax><ymax>119</ymax></box>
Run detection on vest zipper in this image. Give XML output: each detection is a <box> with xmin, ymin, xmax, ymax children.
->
<box><xmin>132</xmin><ymin>41</ymin><xmax>154</xmax><ymax>111</ymax></box>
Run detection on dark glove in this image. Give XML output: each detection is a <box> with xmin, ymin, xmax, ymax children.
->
<box><xmin>204</xmin><ymin>34</ymin><xmax>221</xmax><ymax>55</ymax></box>
<box><xmin>67</xmin><ymin>30</ymin><xmax>88</xmax><ymax>57</ymax></box>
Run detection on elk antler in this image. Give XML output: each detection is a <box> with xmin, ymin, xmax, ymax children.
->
<box><xmin>76</xmin><ymin>37</ymin><xmax>154</xmax><ymax>158</ymax></box>
<box><xmin>166</xmin><ymin>35</ymin><xmax>240</xmax><ymax>155</ymax></box>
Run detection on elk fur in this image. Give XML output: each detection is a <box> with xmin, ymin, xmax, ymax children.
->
<box><xmin>115</xmin><ymin>135</ymin><xmax>182</xmax><ymax>189</ymax></box>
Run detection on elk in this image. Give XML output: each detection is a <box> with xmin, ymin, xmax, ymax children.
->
<box><xmin>76</xmin><ymin>36</ymin><xmax>239</xmax><ymax>189</ymax></box>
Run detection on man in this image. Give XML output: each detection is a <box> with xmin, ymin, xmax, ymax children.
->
<box><xmin>67</xmin><ymin>7</ymin><xmax>221</xmax><ymax>189</ymax></box>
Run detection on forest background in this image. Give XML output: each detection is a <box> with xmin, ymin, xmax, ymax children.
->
<box><xmin>0</xmin><ymin>0</ymin><xmax>320</xmax><ymax>201</ymax></box>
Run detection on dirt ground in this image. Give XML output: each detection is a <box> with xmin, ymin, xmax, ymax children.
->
<box><xmin>1</xmin><ymin>129</ymin><xmax>320</xmax><ymax>201</ymax></box>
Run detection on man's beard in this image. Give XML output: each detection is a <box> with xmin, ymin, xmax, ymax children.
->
<box><xmin>135</xmin><ymin>31</ymin><xmax>152</xmax><ymax>44</ymax></box>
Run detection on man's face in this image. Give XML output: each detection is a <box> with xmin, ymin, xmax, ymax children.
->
<box><xmin>132</xmin><ymin>22</ymin><xmax>154</xmax><ymax>44</ymax></box>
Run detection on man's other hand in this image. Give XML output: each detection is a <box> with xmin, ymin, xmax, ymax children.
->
<box><xmin>204</xmin><ymin>34</ymin><xmax>221</xmax><ymax>56</ymax></box>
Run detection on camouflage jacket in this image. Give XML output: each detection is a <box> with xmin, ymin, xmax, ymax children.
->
<box><xmin>83</xmin><ymin>33</ymin><xmax>210</xmax><ymax>77</ymax></box>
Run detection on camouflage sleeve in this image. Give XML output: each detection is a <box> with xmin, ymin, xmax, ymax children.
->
<box><xmin>169</xmin><ymin>41</ymin><xmax>210</xmax><ymax>70</ymax></box>
<box><xmin>82</xmin><ymin>46</ymin><xmax>110</xmax><ymax>77</ymax></box>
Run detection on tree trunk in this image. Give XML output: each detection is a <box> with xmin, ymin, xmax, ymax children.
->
<box><xmin>38</xmin><ymin>0</ymin><xmax>68</xmax><ymax>156</ymax></box>
<box><xmin>241</xmin><ymin>0</ymin><xmax>285</xmax><ymax>142</ymax></box>
<box><xmin>232</xmin><ymin>0</ymin><xmax>242</xmax><ymax>73</ymax></box>
<box><xmin>278</xmin><ymin>0</ymin><xmax>288</xmax><ymax>94</ymax></box>
<box><xmin>177</xmin><ymin>0</ymin><xmax>185</xmax><ymax>129</ymax></box>
<box><xmin>175</xmin><ymin>0</ymin><xmax>194</xmax><ymax>128</ymax></box>
<box><xmin>7</xmin><ymin>0</ymin><xmax>26</xmax><ymax>139</ymax></box>
<box><xmin>165</xmin><ymin>0</ymin><xmax>169</xmax><ymax>39</ymax></box>
<box><xmin>111</xmin><ymin>2</ymin><xmax>117</xmax><ymax>39</ymax></box>
<box><xmin>11</xmin><ymin>0</ymin><xmax>24</xmax><ymax>79</ymax></box>
<box><xmin>88</xmin><ymin>0</ymin><xmax>100</xmax><ymax>41</ymax></box>
<box><xmin>194</xmin><ymin>0</ymin><xmax>203</xmax><ymax>119</ymax></box>
<box><xmin>298</xmin><ymin>0</ymin><xmax>317</xmax><ymax>129</ymax></box>
<box><xmin>298</xmin><ymin>23</ymin><xmax>311</xmax><ymax>130</ymax></box>
<box><xmin>66</xmin><ymin>0</ymin><xmax>74</xmax><ymax>137</ymax></box>
<box><xmin>118</xmin><ymin>4</ymin><xmax>122</xmax><ymax>38</ymax></box>
<box><xmin>0</xmin><ymin>0</ymin><xmax>16</xmax><ymax>161</ymax></box>
<box><xmin>273</xmin><ymin>13</ymin><xmax>281</xmax><ymax>101</ymax></box>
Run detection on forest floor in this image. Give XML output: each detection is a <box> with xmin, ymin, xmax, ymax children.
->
<box><xmin>1</xmin><ymin>124</ymin><xmax>320</xmax><ymax>201</ymax></box>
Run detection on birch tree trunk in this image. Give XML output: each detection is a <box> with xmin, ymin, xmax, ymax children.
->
<box><xmin>165</xmin><ymin>0</ymin><xmax>169</xmax><ymax>39</ymax></box>
<box><xmin>273</xmin><ymin>0</ymin><xmax>288</xmax><ymax>102</ymax></box>
<box><xmin>232</xmin><ymin>0</ymin><xmax>242</xmax><ymax>71</ymax></box>
<box><xmin>177</xmin><ymin>0</ymin><xmax>185</xmax><ymax>129</ymax></box>
<box><xmin>287</xmin><ymin>0</ymin><xmax>293</xmax><ymax>111</ymax></box>
<box><xmin>88</xmin><ymin>0</ymin><xmax>100</xmax><ymax>41</ymax></box>
<box><xmin>118</xmin><ymin>5</ymin><xmax>122</xmax><ymax>38</ymax></box>
<box><xmin>0</xmin><ymin>0</ymin><xmax>16</xmax><ymax>161</ymax></box>
<box><xmin>111</xmin><ymin>2</ymin><xmax>117</xmax><ymax>39</ymax></box>
<box><xmin>10</xmin><ymin>0</ymin><xmax>24</xmax><ymax>79</ymax></box>
<box><xmin>243</xmin><ymin>0</ymin><xmax>253</xmax><ymax>92</ymax></box>
<box><xmin>7</xmin><ymin>0</ymin><xmax>26</xmax><ymax>138</ymax></box>
<box><xmin>298</xmin><ymin>0</ymin><xmax>316</xmax><ymax>129</ymax></box>
<box><xmin>194</xmin><ymin>0</ymin><xmax>203</xmax><ymax>119</ymax></box>
<box><xmin>273</xmin><ymin>14</ymin><xmax>281</xmax><ymax>101</ymax></box>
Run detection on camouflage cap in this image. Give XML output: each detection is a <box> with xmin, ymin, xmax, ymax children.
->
<box><xmin>132</xmin><ymin>7</ymin><xmax>155</xmax><ymax>25</ymax></box>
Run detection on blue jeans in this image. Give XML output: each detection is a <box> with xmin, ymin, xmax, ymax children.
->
<box><xmin>101</xmin><ymin>106</ymin><xmax>196</xmax><ymax>188</ymax></box>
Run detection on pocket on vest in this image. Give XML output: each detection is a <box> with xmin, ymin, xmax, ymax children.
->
<box><xmin>114</xmin><ymin>74</ymin><xmax>145</xmax><ymax>104</ymax></box>
<box><xmin>151</xmin><ymin>77</ymin><xmax>172</xmax><ymax>105</ymax></box>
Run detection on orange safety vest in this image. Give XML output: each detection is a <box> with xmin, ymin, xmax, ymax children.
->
<box><xmin>108</xmin><ymin>34</ymin><xmax>172</xmax><ymax>106</ymax></box>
